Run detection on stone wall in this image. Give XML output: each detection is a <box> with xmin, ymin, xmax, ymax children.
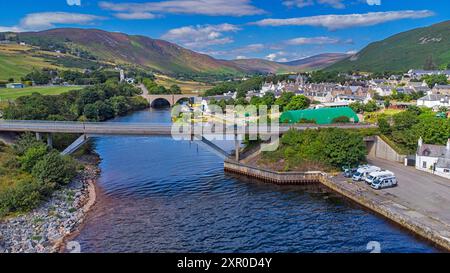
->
<box><xmin>224</xmin><ymin>160</ymin><xmax>323</xmax><ymax>184</ymax></box>
<box><xmin>366</xmin><ymin>136</ymin><xmax>407</xmax><ymax>163</ymax></box>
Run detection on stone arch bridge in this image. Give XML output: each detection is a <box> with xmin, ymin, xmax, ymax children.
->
<box><xmin>143</xmin><ymin>94</ymin><xmax>199</xmax><ymax>107</ymax></box>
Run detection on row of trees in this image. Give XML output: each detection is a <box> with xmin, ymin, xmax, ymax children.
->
<box><xmin>0</xmin><ymin>134</ymin><xmax>78</xmax><ymax>217</ymax></box>
<box><xmin>142</xmin><ymin>78</ymin><xmax>181</xmax><ymax>94</ymax></box>
<box><xmin>20</xmin><ymin>68</ymin><xmax>123</xmax><ymax>86</ymax></box>
<box><xmin>3</xmin><ymin>80</ymin><xmax>149</xmax><ymax>122</ymax></box>
<box><xmin>208</xmin><ymin>92</ymin><xmax>311</xmax><ymax>112</ymax></box>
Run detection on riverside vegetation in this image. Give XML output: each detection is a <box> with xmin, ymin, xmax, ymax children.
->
<box><xmin>0</xmin><ymin>79</ymin><xmax>150</xmax><ymax>217</ymax></box>
<box><xmin>258</xmin><ymin>128</ymin><xmax>368</xmax><ymax>172</ymax></box>
<box><xmin>0</xmin><ymin>134</ymin><xmax>78</xmax><ymax>218</ymax></box>
<box><xmin>377</xmin><ymin>106</ymin><xmax>450</xmax><ymax>154</ymax></box>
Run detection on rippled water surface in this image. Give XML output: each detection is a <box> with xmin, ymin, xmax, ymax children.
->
<box><xmin>74</xmin><ymin>109</ymin><xmax>437</xmax><ymax>253</ymax></box>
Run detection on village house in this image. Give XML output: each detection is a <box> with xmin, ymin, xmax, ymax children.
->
<box><xmin>432</xmin><ymin>84</ymin><xmax>450</xmax><ymax>95</ymax></box>
<box><xmin>416</xmin><ymin>138</ymin><xmax>450</xmax><ymax>179</ymax></box>
<box><xmin>416</xmin><ymin>94</ymin><xmax>450</xmax><ymax>109</ymax></box>
<box><xmin>407</xmin><ymin>69</ymin><xmax>450</xmax><ymax>80</ymax></box>
<box><xmin>372</xmin><ymin>85</ymin><xmax>393</xmax><ymax>97</ymax></box>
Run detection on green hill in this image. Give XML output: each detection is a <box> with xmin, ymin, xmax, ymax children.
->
<box><xmin>0</xmin><ymin>28</ymin><xmax>347</xmax><ymax>80</ymax></box>
<box><xmin>327</xmin><ymin>20</ymin><xmax>450</xmax><ymax>72</ymax></box>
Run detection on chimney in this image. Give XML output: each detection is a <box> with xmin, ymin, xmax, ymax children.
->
<box><xmin>418</xmin><ymin>137</ymin><xmax>423</xmax><ymax>148</ymax></box>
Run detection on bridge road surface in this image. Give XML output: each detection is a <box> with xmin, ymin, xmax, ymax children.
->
<box><xmin>367</xmin><ymin>157</ymin><xmax>450</xmax><ymax>225</ymax></box>
<box><xmin>0</xmin><ymin>120</ymin><xmax>376</xmax><ymax>136</ymax></box>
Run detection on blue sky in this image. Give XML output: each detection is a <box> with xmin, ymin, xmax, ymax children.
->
<box><xmin>0</xmin><ymin>0</ymin><xmax>449</xmax><ymax>61</ymax></box>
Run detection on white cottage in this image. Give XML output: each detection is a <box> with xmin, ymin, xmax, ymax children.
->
<box><xmin>415</xmin><ymin>138</ymin><xmax>450</xmax><ymax>179</ymax></box>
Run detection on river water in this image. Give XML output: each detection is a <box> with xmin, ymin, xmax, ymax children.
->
<box><xmin>73</xmin><ymin>109</ymin><xmax>437</xmax><ymax>253</ymax></box>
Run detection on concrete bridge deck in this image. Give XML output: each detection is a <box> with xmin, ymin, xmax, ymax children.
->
<box><xmin>0</xmin><ymin>120</ymin><xmax>376</xmax><ymax>136</ymax></box>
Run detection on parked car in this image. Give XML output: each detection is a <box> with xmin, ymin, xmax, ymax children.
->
<box><xmin>352</xmin><ymin>166</ymin><xmax>381</xmax><ymax>181</ymax></box>
<box><xmin>365</xmin><ymin>170</ymin><xmax>394</xmax><ymax>185</ymax></box>
<box><xmin>343</xmin><ymin>167</ymin><xmax>357</xmax><ymax>178</ymax></box>
<box><xmin>371</xmin><ymin>176</ymin><xmax>398</xmax><ymax>190</ymax></box>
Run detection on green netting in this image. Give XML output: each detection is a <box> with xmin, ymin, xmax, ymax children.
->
<box><xmin>279</xmin><ymin>107</ymin><xmax>359</xmax><ymax>125</ymax></box>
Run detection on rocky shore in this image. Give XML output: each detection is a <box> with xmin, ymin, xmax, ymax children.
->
<box><xmin>0</xmin><ymin>157</ymin><xmax>99</xmax><ymax>253</ymax></box>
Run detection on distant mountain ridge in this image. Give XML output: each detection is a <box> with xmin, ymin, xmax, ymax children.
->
<box><xmin>1</xmin><ymin>28</ymin><xmax>347</xmax><ymax>76</ymax></box>
<box><xmin>328</xmin><ymin>20</ymin><xmax>450</xmax><ymax>72</ymax></box>
<box><xmin>230</xmin><ymin>53</ymin><xmax>349</xmax><ymax>74</ymax></box>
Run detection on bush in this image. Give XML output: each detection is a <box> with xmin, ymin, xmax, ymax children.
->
<box><xmin>13</xmin><ymin>132</ymin><xmax>44</xmax><ymax>156</ymax></box>
<box><xmin>270</xmin><ymin>128</ymin><xmax>367</xmax><ymax>169</ymax></box>
<box><xmin>332</xmin><ymin>116</ymin><xmax>350</xmax><ymax>123</ymax></box>
<box><xmin>0</xmin><ymin>179</ymin><xmax>43</xmax><ymax>217</ymax></box>
<box><xmin>19</xmin><ymin>144</ymin><xmax>48</xmax><ymax>172</ymax></box>
<box><xmin>32</xmin><ymin>151</ymin><xmax>78</xmax><ymax>186</ymax></box>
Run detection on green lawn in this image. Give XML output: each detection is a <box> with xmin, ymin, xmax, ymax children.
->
<box><xmin>0</xmin><ymin>86</ymin><xmax>82</xmax><ymax>100</ymax></box>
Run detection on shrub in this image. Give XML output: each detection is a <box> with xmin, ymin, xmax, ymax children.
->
<box><xmin>32</xmin><ymin>151</ymin><xmax>78</xmax><ymax>186</ymax></box>
<box><xmin>332</xmin><ymin>116</ymin><xmax>350</xmax><ymax>123</ymax></box>
<box><xmin>13</xmin><ymin>132</ymin><xmax>44</xmax><ymax>156</ymax></box>
<box><xmin>19</xmin><ymin>144</ymin><xmax>48</xmax><ymax>172</ymax></box>
<box><xmin>0</xmin><ymin>178</ymin><xmax>43</xmax><ymax>217</ymax></box>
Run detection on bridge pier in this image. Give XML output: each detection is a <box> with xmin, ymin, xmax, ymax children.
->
<box><xmin>36</xmin><ymin>132</ymin><xmax>42</xmax><ymax>141</ymax></box>
<box><xmin>235</xmin><ymin>138</ymin><xmax>240</xmax><ymax>161</ymax></box>
<box><xmin>47</xmin><ymin>133</ymin><xmax>53</xmax><ymax>148</ymax></box>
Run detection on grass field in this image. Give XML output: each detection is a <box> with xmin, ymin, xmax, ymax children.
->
<box><xmin>0</xmin><ymin>44</ymin><xmax>63</xmax><ymax>81</ymax></box>
<box><xmin>0</xmin><ymin>86</ymin><xmax>83</xmax><ymax>100</ymax></box>
<box><xmin>363</xmin><ymin>109</ymin><xmax>404</xmax><ymax>123</ymax></box>
<box><xmin>155</xmin><ymin>74</ymin><xmax>214</xmax><ymax>94</ymax></box>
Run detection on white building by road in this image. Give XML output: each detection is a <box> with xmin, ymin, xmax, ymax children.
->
<box><xmin>416</xmin><ymin>137</ymin><xmax>450</xmax><ymax>179</ymax></box>
<box><xmin>416</xmin><ymin>94</ymin><xmax>450</xmax><ymax>109</ymax></box>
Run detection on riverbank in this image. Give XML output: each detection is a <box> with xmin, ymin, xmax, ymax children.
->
<box><xmin>0</xmin><ymin>154</ymin><xmax>99</xmax><ymax>253</ymax></box>
<box><xmin>224</xmin><ymin>159</ymin><xmax>450</xmax><ymax>252</ymax></box>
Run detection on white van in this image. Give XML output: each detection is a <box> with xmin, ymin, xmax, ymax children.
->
<box><xmin>371</xmin><ymin>176</ymin><xmax>398</xmax><ymax>190</ymax></box>
<box><xmin>352</xmin><ymin>166</ymin><xmax>381</xmax><ymax>181</ymax></box>
<box><xmin>365</xmin><ymin>170</ymin><xmax>394</xmax><ymax>185</ymax></box>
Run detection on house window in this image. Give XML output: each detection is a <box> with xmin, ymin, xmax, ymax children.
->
<box><xmin>422</xmin><ymin>162</ymin><xmax>427</xmax><ymax>169</ymax></box>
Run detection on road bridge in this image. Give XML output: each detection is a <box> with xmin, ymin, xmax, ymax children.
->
<box><xmin>0</xmin><ymin>120</ymin><xmax>377</xmax><ymax>160</ymax></box>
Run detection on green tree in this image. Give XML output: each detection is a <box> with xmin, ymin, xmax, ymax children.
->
<box><xmin>275</xmin><ymin>92</ymin><xmax>295</xmax><ymax>111</ymax></box>
<box><xmin>319</xmin><ymin>129</ymin><xmax>367</xmax><ymax>167</ymax></box>
<box><xmin>284</xmin><ymin>95</ymin><xmax>310</xmax><ymax>111</ymax></box>
<box><xmin>19</xmin><ymin>144</ymin><xmax>48</xmax><ymax>172</ymax></box>
<box><xmin>32</xmin><ymin>151</ymin><xmax>78</xmax><ymax>186</ymax></box>
<box><xmin>169</xmin><ymin>84</ymin><xmax>182</xmax><ymax>94</ymax></box>
<box><xmin>422</xmin><ymin>74</ymin><xmax>448</xmax><ymax>88</ymax></box>
<box><xmin>378</xmin><ymin>117</ymin><xmax>391</xmax><ymax>135</ymax></box>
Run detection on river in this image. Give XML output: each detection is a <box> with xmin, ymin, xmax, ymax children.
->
<box><xmin>73</xmin><ymin>109</ymin><xmax>437</xmax><ymax>253</ymax></box>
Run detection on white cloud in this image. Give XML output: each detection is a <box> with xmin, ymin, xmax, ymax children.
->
<box><xmin>161</xmin><ymin>24</ymin><xmax>240</xmax><ymax>49</ymax></box>
<box><xmin>266</xmin><ymin>53</ymin><xmax>278</xmax><ymax>61</ymax></box>
<box><xmin>285</xmin><ymin>36</ymin><xmax>341</xmax><ymax>45</ymax></box>
<box><xmin>0</xmin><ymin>12</ymin><xmax>104</xmax><ymax>32</ymax></box>
<box><xmin>283</xmin><ymin>0</ymin><xmax>345</xmax><ymax>9</ymax></box>
<box><xmin>367</xmin><ymin>0</ymin><xmax>381</xmax><ymax>6</ymax></box>
<box><xmin>20</xmin><ymin>12</ymin><xmax>104</xmax><ymax>30</ymax></box>
<box><xmin>253</xmin><ymin>10</ymin><xmax>434</xmax><ymax>30</ymax></box>
<box><xmin>284</xmin><ymin>0</ymin><xmax>382</xmax><ymax>9</ymax></box>
<box><xmin>99</xmin><ymin>0</ymin><xmax>265</xmax><ymax>17</ymax></box>
<box><xmin>114</xmin><ymin>12</ymin><xmax>158</xmax><ymax>20</ymax></box>
<box><xmin>67</xmin><ymin>0</ymin><xmax>81</xmax><ymax>6</ymax></box>
<box><xmin>236</xmin><ymin>55</ymin><xmax>247</xmax><ymax>59</ymax></box>
<box><xmin>265</xmin><ymin>51</ymin><xmax>289</xmax><ymax>62</ymax></box>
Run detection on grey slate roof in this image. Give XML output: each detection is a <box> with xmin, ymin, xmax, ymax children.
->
<box><xmin>417</xmin><ymin>144</ymin><xmax>450</xmax><ymax>158</ymax></box>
